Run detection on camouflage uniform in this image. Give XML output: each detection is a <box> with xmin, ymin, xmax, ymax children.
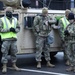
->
<box><xmin>0</xmin><ymin>17</ymin><xmax>20</xmax><ymax>64</ymax></box>
<box><xmin>58</xmin><ymin>9</ymin><xmax>71</xmax><ymax>66</ymax></box>
<box><xmin>58</xmin><ymin>17</ymin><xmax>70</xmax><ymax>62</ymax></box>
<box><xmin>66</xmin><ymin>22</ymin><xmax>75</xmax><ymax>67</ymax></box>
<box><xmin>0</xmin><ymin>7</ymin><xmax>20</xmax><ymax>73</ymax></box>
<box><xmin>58</xmin><ymin>17</ymin><xmax>68</xmax><ymax>41</ymax></box>
<box><xmin>33</xmin><ymin>14</ymin><xmax>56</xmax><ymax>62</ymax></box>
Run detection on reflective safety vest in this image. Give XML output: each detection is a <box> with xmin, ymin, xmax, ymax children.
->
<box><xmin>61</xmin><ymin>17</ymin><xmax>69</xmax><ymax>29</ymax></box>
<box><xmin>1</xmin><ymin>17</ymin><xmax>17</xmax><ymax>40</ymax></box>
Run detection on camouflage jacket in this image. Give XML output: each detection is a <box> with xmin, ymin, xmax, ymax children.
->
<box><xmin>33</xmin><ymin>15</ymin><xmax>56</xmax><ymax>37</ymax></box>
<box><xmin>66</xmin><ymin>22</ymin><xmax>75</xmax><ymax>41</ymax></box>
<box><xmin>58</xmin><ymin>17</ymin><xmax>69</xmax><ymax>41</ymax></box>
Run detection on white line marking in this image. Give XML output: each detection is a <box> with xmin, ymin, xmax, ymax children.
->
<box><xmin>8</xmin><ymin>67</ymin><xmax>69</xmax><ymax>75</ymax></box>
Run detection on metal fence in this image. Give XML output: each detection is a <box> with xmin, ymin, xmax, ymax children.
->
<box><xmin>30</xmin><ymin>0</ymin><xmax>75</xmax><ymax>10</ymax></box>
<box><xmin>0</xmin><ymin>0</ymin><xmax>75</xmax><ymax>10</ymax></box>
<box><xmin>47</xmin><ymin>1</ymin><xmax>71</xmax><ymax>10</ymax></box>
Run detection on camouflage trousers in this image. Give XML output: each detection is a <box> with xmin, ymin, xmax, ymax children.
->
<box><xmin>1</xmin><ymin>40</ymin><xmax>18</xmax><ymax>64</ymax></box>
<box><xmin>66</xmin><ymin>41</ymin><xmax>75</xmax><ymax>66</ymax></box>
<box><xmin>35</xmin><ymin>36</ymin><xmax>50</xmax><ymax>62</ymax></box>
<box><xmin>63</xmin><ymin>40</ymin><xmax>69</xmax><ymax>60</ymax></box>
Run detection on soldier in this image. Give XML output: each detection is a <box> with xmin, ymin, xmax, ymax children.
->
<box><xmin>0</xmin><ymin>35</ymin><xmax>2</xmax><ymax>68</ymax></box>
<box><xmin>33</xmin><ymin>7</ymin><xmax>55</xmax><ymax>69</ymax></box>
<box><xmin>0</xmin><ymin>7</ymin><xmax>20</xmax><ymax>73</ymax></box>
<box><xmin>58</xmin><ymin>9</ymin><xmax>71</xmax><ymax>65</ymax></box>
<box><xmin>64</xmin><ymin>13</ymin><xmax>75</xmax><ymax>72</ymax></box>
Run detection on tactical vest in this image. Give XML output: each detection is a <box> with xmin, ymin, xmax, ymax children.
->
<box><xmin>1</xmin><ymin>17</ymin><xmax>17</xmax><ymax>40</ymax></box>
<box><xmin>61</xmin><ymin>17</ymin><xmax>69</xmax><ymax>29</ymax></box>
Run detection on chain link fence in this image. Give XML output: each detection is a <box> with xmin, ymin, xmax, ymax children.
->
<box><xmin>30</xmin><ymin>0</ymin><xmax>75</xmax><ymax>10</ymax></box>
<box><xmin>0</xmin><ymin>0</ymin><xmax>75</xmax><ymax>10</ymax></box>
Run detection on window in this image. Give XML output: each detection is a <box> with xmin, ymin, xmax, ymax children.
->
<box><xmin>24</xmin><ymin>16</ymin><xmax>34</xmax><ymax>29</ymax></box>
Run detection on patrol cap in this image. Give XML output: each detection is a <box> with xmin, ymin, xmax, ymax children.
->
<box><xmin>68</xmin><ymin>13</ymin><xmax>74</xmax><ymax>20</ymax></box>
<box><xmin>65</xmin><ymin>9</ymin><xmax>71</xmax><ymax>16</ymax></box>
<box><xmin>42</xmin><ymin>7</ymin><xmax>48</xmax><ymax>14</ymax></box>
<box><xmin>5</xmin><ymin>7</ymin><xmax>13</xmax><ymax>12</ymax></box>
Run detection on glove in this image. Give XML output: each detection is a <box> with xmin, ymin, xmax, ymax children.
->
<box><xmin>64</xmin><ymin>30</ymin><xmax>70</xmax><ymax>36</ymax></box>
<box><xmin>10</xmin><ymin>27</ymin><xmax>16</xmax><ymax>33</ymax></box>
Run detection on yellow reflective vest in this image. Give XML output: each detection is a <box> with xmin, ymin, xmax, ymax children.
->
<box><xmin>61</xmin><ymin>17</ymin><xmax>69</xmax><ymax>29</ymax></box>
<box><xmin>1</xmin><ymin>17</ymin><xmax>17</xmax><ymax>40</ymax></box>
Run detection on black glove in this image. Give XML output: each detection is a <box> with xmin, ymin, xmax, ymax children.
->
<box><xmin>10</xmin><ymin>27</ymin><xmax>16</xmax><ymax>33</ymax></box>
<box><xmin>64</xmin><ymin>30</ymin><xmax>70</xmax><ymax>36</ymax></box>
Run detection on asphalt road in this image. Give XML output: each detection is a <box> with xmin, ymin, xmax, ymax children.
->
<box><xmin>0</xmin><ymin>52</ymin><xmax>75</xmax><ymax>75</ymax></box>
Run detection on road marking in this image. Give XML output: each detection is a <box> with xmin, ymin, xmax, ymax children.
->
<box><xmin>8</xmin><ymin>67</ymin><xmax>69</xmax><ymax>75</ymax></box>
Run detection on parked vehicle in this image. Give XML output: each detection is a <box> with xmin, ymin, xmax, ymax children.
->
<box><xmin>0</xmin><ymin>0</ymin><xmax>65</xmax><ymax>65</ymax></box>
<box><xmin>0</xmin><ymin>8</ymin><xmax>65</xmax><ymax>54</ymax></box>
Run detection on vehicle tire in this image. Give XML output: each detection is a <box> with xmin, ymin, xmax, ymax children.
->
<box><xmin>50</xmin><ymin>52</ymin><xmax>57</xmax><ymax>58</ymax></box>
<box><xmin>42</xmin><ymin>52</ymin><xmax>57</xmax><ymax>59</ymax></box>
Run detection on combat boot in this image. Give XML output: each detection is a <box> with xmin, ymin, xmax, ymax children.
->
<box><xmin>2</xmin><ymin>63</ymin><xmax>7</xmax><ymax>73</ymax></box>
<box><xmin>12</xmin><ymin>63</ymin><xmax>20</xmax><ymax>71</ymax></box>
<box><xmin>66</xmin><ymin>66</ymin><xmax>73</xmax><ymax>72</ymax></box>
<box><xmin>37</xmin><ymin>61</ymin><xmax>41</xmax><ymax>69</ymax></box>
<box><xmin>47</xmin><ymin>61</ymin><xmax>55</xmax><ymax>68</ymax></box>
<box><xmin>65</xmin><ymin>60</ymin><xmax>70</xmax><ymax>66</ymax></box>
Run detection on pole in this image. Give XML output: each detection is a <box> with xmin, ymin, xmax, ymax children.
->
<box><xmin>36</xmin><ymin>0</ymin><xmax>39</xmax><ymax>8</ymax></box>
<box><xmin>71</xmin><ymin>0</ymin><xmax>74</xmax><ymax>8</ymax></box>
<box><xmin>43</xmin><ymin>0</ymin><xmax>46</xmax><ymax>7</ymax></box>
